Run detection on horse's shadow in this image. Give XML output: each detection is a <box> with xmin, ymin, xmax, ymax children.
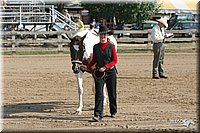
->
<box><xmin>3</xmin><ymin>101</ymin><xmax>92</xmax><ymax>122</ymax></box>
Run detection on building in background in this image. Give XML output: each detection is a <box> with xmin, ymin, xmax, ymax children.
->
<box><xmin>157</xmin><ymin>0</ymin><xmax>199</xmax><ymax>20</ymax></box>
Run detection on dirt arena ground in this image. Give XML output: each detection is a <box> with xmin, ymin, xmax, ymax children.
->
<box><xmin>2</xmin><ymin>51</ymin><xmax>198</xmax><ymax>132</ymax></box>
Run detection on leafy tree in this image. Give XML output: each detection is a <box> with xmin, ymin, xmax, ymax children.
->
<box><xmin>81</xmin><ymin>1</ymin><xmax>160</xmax><ymax>24</ymax></box>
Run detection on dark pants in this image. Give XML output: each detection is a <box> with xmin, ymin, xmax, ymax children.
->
<box><xmin>152</xmin><ymin>42</ymin><xmax>165</xmax><ymax>76</ymax></box>
<box><xmin>93</xmin><ymin>69</ymin><xmax>117</xmax><ymax>118</ymax></box>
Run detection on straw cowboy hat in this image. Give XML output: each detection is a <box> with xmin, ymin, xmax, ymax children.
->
<box><xmin>156</xmin><ymin>18</ymin><xmax>168</xmax><ymax>28</ymax></box>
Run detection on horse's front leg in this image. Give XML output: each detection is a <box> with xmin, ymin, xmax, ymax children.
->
<box><xmin>103</xmin><ymin>84</ymin><xmax>108</xmax><ymax>106</ymax></box>
<box><xmin>75</xmin><ymin>71</ymin><xmax>83</xmax><ymax>114</ymax></box>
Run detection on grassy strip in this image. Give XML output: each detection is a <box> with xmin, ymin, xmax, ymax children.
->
<box><xmin>117</xmin><ymin>48</ymin><xmax>196</xmax><ymax>53</ymax></box>
<box><xmin>117</xmin><ymin>49</ymin><xmax>150</xmax><ymax>53</ymax></box>
<box><xmin>2</xmin><ymin>50</ymin><xmax>70</xmax><ymax>55</ymax></box>
<box><xmin>2</xmin><ymin>48</ymin><xmax>196</xmax><ymax>55</ymax></box>
<box><xmin>165</xmin><ymin>48</ymin><xmax>196</xmax><ymax>53</ymax></box>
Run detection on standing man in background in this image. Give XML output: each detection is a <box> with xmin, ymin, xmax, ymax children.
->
<box><xmin>90</xmin><ymin>19</ymin><xmax>96</xmax><ymax>29</ymax></box>
<box><xmin>64</xmin><ymin>9</ymin><xmax>72</xmax><ymax>31</ymax></box>
<box><xmin>65</xmin><ymin>9</ymin><xmax>71</xmax><ymax>25</ymax></box>
<box><xmin>151</xmin><ymin>18</ymin><xmax>168</xmax><ymax>79</ymax></box>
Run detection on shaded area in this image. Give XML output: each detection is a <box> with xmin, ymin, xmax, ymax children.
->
<box><xmin>3</xmin><ymin>101</ymin><xmax>62</xmax><ymax>117</ymax></box>
<box><xmin>3</xmin><ymin>101</ymin><xmax>93</xmax><ymax>122</ymax></box>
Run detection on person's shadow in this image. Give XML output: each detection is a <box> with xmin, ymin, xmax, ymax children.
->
<box><xmin>3</xmin><ymin>101</ymin><xmax>92</xmax><ymax>122</ymax></box>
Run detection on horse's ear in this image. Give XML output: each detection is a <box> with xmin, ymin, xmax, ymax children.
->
<box><xmin>81</xmin><ymin>33</ymin><xmax>87</xmax><ymax>42</ymax></box>
<box><xmin>66</xmin><ymin>33</ymin><xmax>73</xmax><ymax>40</ymax></box>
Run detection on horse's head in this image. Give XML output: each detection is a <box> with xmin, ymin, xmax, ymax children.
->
<box><xmin>68</xmin><ymin>33</ymin><xmax>87</xmax><ymax>74</ymax></box>
<box><xmin>66</xmin><ymin>29</ymin><xmax>117</xmax><ymax>74</ymax></box>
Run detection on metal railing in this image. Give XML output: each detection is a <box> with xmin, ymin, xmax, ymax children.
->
<box><xmin>49</xmin><ymin>7</ymin><xmax>78</xmax><ymax>30</ymax></box>
<box><xmin>0</xmin><ymin>4</ymin><xmax>78</xmax><ymax>31</ymax></box>
<box><xmin>0</xmin><ymin>5</ymin><xmax>53</xmax><ymax>25</ymax></box>
<box><xmin>5</xmin><ymin>0</ymin><xmax>45</xmax><ymax>5</ymax></box>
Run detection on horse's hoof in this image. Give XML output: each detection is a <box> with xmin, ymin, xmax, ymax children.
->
<box><xmin>73</xmin><ymin>111</ymin><xmax>82</xmax><ymax>115</ymax></box>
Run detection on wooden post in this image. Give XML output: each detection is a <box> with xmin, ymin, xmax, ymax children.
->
<box><xmin>147</xmin><ymin>31</ymin><xmax>152</xmax><ymax>52</ymax></box>
<box><xmin>57</xmin><ymin>34</ymin><xmax>63</xmax><ymax>53</ymax></box>
<box><xmin>192</xmin><ymin>34</ymin><xmax>196</xmax><ymax>50</ymax></box>
<box><xmin>11</xmin><ymin>34</ymin><xmax>16</xmax><ymax>55</ymax></box>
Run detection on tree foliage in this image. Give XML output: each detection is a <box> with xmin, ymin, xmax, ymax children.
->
<box><xmin>81</xmin><ymin>1</ymin><xmax>160</xmax><ymax>24</ymax></box>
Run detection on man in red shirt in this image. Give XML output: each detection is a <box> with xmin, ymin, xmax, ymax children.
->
<box><xmin>87</xmin><ymin>25</ymin><xmax>118</xmax><ymax>122</ymax></box>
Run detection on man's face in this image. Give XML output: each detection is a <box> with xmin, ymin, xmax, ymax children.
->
<box><xmin>159</xmin><ymin>22</ymin><xmax>165</xmax><ymax>28</ymax></box>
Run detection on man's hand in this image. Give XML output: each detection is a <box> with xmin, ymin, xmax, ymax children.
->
<box><xmin>80</xmin><ymin>65</ymin><xmax>87</xmax><ymax>71</ymax></box>
<box><xmin>99</xmin><ymin>67</ymin><xmax>106</xmax><ymax>72</ymax></box>
<box><xmin>165</xmin><ymin>33</ymin><xmax>174</xmax><ymax>38</ymax></box>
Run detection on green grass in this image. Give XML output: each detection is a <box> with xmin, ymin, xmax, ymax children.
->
<box><xmin>165</xmin><ymin>48</ymin><xmax>196</xmax><ymax>53</ymax></box>
<box><xmin>117</xmin><ymin>48</ymin><xmax>196</xmax><ymax>54</ymax></box>
<box><xmin>117</xmin><ymin>49</ymin><xmax>151</xmax><ymax>53</ymax></box>
<box><xmin>2</xmin><ymin>50</ymin><xmax>70</xmax><ymax>55</ymax></box>
<box><xmin>2</xmin><ymin>48</ymin><xmax>196</xmax><ymax>55</ymax></box>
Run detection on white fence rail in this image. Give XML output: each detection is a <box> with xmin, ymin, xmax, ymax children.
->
<box><xmin>1</xmin><ymin>29</ymin><xmax>198</xmax><ymax>53</ymax></box>
<box><xmin>113</xmin><ymin>29</ymin><xmax>198</xmax><ymax>42</ymax></box>
<box><xmin>1</xmin><ymin>29</ymin><xmax>198</xmax><ymax>43</ymax></box>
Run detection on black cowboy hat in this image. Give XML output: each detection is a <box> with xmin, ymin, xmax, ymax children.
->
<box><xmin>99</xmin><ymin>25</ymin><xmax>114</xmax><ymax>35</ymax></box>
<box><xmin>99</xmin><ymin>25</ymin><xmax>108</xmax><ymax>34</ymax></box>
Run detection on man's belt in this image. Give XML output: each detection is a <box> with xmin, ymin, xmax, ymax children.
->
<box><xmin>107</xmin><ymin>66</ymin><xmax>114</xmax><ymax>70</ymax></box>
<box><xmin>96</xmin><ymin>66</ymin><xmax>115</xmax><ymax>71</ymax></box>
<box><xmin>154</xmin><ymin>42</ymin><xmax>162</xmax><ymax>44</ymax></box>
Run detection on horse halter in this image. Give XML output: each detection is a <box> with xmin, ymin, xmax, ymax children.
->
<box><xmin>70</xmin><ymin>35</ymin><xmax>86</xmax><ymax>74</ymax></box>
<box><xmin>71</xmin><ymin>60</ymin><xmax>83</xmax><ymax>74</ymax></box>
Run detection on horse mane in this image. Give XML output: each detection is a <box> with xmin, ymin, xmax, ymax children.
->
<box><xmin>108</xmin><ymin>30</ymin><xmax>114</xmax><ymax>35</ymax></box>
<box><xmin>69</xmin><ymin>29</ymin><xmax>117</xmax><ymax>61</ymax></box>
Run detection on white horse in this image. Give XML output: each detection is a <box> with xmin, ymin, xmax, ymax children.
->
<box><xmin>67</xmin><ymin>29</ymin><xmax>117</xmax><ymax>115</ymax></box>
